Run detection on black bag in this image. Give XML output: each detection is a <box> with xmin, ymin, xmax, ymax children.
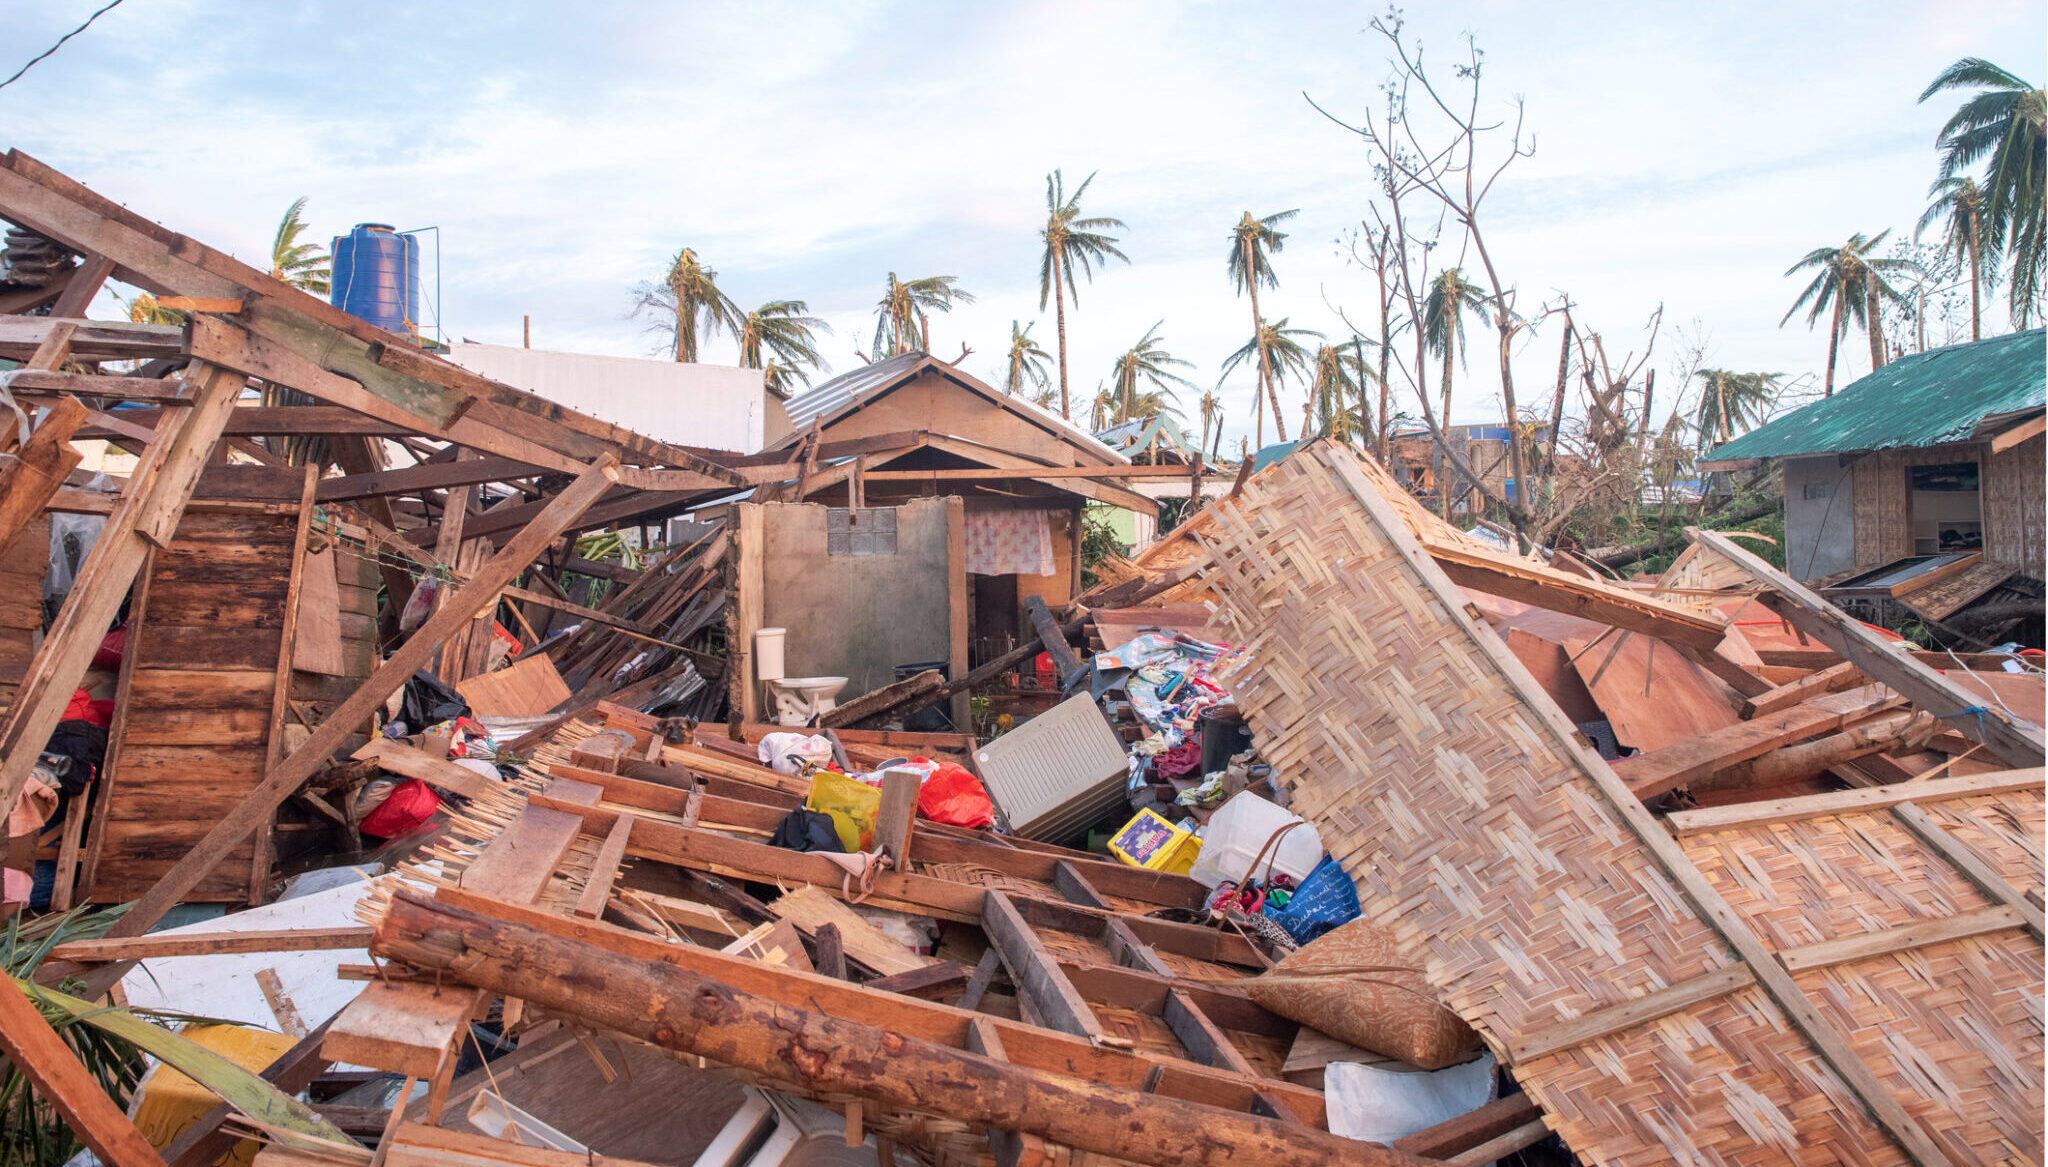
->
<box><xmin>399</xmin><ymin>670</ymin><xmax>469</xmax><ymax>730</ymax></box>
<box><xmin>769</xmin><ymin>808</ymin><xmax>845</xmax><ymax>853</ymax></box>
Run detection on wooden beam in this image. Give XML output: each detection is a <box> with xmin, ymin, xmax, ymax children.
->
<box><xmin>0</xmin><ymin>978</ymin><xmax>169</xmax><ymax>1167</ymax></box>
<box><xmin>1427</xmin><ymin>542</ymin><xmax>1730</xmax><ymax>652</ymax></box>
<box><xmin>1890</xmin><ymin>801</ymin><xmax>2046</xmax><ymax>938</ymax></box>
<box><xmin>376</xmin><ymin>889</ymin><xmax>1378</xmax><ymax>1167</ymax></box>
<box><xmin>0</xmin><ymin>315</ymin><xmax>182</xmax><ymax>362</ymax></box>
<box><xmin>1507</xmin><ymin>964</ymin><xmax>1756</xmax><ymax>1063</ymax></box>
<box><xmin>1742</xmin><ymin>661</ymin><xmax>1863</xmax><ymax>718</ymax></box>
<box><xmin>863</xmin><ymin>464</ymin><xmax>1210</xmax><ymax>481</ymax></box>
<box><xmin>1775</xmin><ymin>905</ymin><xmax>2027</xmax><ymax>972</ymax></box>
<box><xmin>0</xmin><ymin>365</ymin><xmax>240</xmax><ymax>824</ymax></box>
<box><xmin>873</xmin><ymin>768</ymin><xmax>920</xmax><ymax>867</ymax></box>
<box><xmin>1611</xmin><ymin>685</ymin><xmax>1901</xmax><ymax>800</ymax></box>
<box><xmin>47</xmin><ymin>927</ymin><xmax>373</xmax><ymax>963</ymax></box>
<box><xmin>49</xmin><ymin>253</ymin><xmax>116</xmax><ymax>317</ymax></box>
<box><xmin>1025</xmin><ymin>594</ymin><xmax>1081</xmax><ymax>682</ymax></box>
<box><xmin>1391</xmin><ymin>1095</ymin><xmax>1545</xmax><ymax>1159</ymax></box>
<box><xmin>1988</xmin><ymin>411</ymin><xmax>2047</xmax><ymax>454</ymax></box>
<box><xmin>315</xmin><ymin>455</ymin><xmax>548</xmax><ymax>502</ymax></box>
<box><xmin>817</xmin><ymin>669</ymin><xmax>946</xmax><ymax>729</ymax></box>
<box><xmin>102</xmin><ymin>456</ymin><xmax>620</xmax><ymax>939</ymax></box>
<box><xmin>4</xmin><ymin>369</ymin><xmax>196</xmax><ymax>404</ymax></box>
<box><xmin>1665</xmin><ymin>768</ymin><xmax>2046</xmax><ymax>836</ymax></box>
<box><xmin>1689</xmin><ymin>526</ymin><xmax>2045</xmax><ymax>769</ymax></box>
<box><xmin>155</xmin><ymin>296</ymin><xmax>243</xmax><ymax>313</ymax></box>
<box><xmin>981</xmin><ymin>891</ymin><xmax>1104</xmax><ymax>1040</ymax></box>
<box><xmin>0</xmin><ymin>395</ymin><xmax>87</xmax><ymax>550</ymax></box>
<box><xmin>574</xmin><ymin>815</ymin><xmax>634</xmax><ymax>919</ymax></box>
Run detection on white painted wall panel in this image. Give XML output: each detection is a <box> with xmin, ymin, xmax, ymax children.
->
<box><xmin>448</xmin><ymin>343</ymin><xmax>767</xmax><ymax>452</ymax></box>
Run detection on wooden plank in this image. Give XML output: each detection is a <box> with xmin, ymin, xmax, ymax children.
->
<box><xmin>1392</xmin><ymin>1095</ymin><xmax>1545</xmax><ymax>1159</ymax></box>
<box><xmin>1891</xmin><ymin>801</ymin><xmax>2046</xmax><ymax>939</ymax></box>
<box><xmin>1742</xmin><ymin>661</ymin><xmax>1862</xmax><ymax>718</ymax></box>
<box><xmin>770</xmin><ymin>885</ymin><xmax>936</xmax><ymax>977</ymax></box>
<box><xmin>4</xmin><ymin>369</ymin><xmax>195</xmax><ymax>403</ymax></box>
<box><xmin>1163</xmin><ymin>989</ymin><xmax>1261</xmax><ymax>1076</ymax></box>
<box><xmin>1690</xmin><ymin>526</ymin><xmax>2045</xmax><ymax>769</ymax></box>
<box><xmin>873</xmin><ymin>768</ymin><xmax>920</xmax><ymax>865</ymax></box>
<box><xmin>1025</xmin><ymin>594</ymin><xmax>1081</xmax><ymax>681</ymax></box>
<box><xmin>0</xmin><ymin>315</ymin><xmax>182</xmax><ymax>361</ymax></box>
<box><xmin>1611</xmin><ymin>685</ymin><xmax>1900</xmax><ymax>800</ymax></box>
<box><xmin>315</xmin><ymin>455</ymin><xmax>547</xmax><ymax>502</ymax></box>
<box><xmin>574</xmin><ymin>815</ymin><xmax>634</xmax><ymax>920</ymax></box>
<box><xmin>1052</xmin><ymin>861</ymin><xmax>1110</xmax><ymax>910</ymax></box>
<box><xmin>351</xmin><ymin>737</ymin><xmax>503</xmax><ymax>800</ymax></box>
<box><xmin>981</xmin><ymin>891</ymin><xmax>1104</xmax><ymax>1040</ymax></box>
<box><xmin>817</xmin><ymin>669</ymin><xmax>945</xmax><ymax>729</ymax></box>
<box><xmin>0</xmin><ymin>364</ymin><xmax>241</xmax><ymax>823</ymax></box>
<box><xmin>1665</xmin><ymin>768</ymin><xmax>2046</xmax><ymax>835</ymax></box>
<box><xmin>1507</xmin><ymin>964</ymin><xmax>1757</xmax><ymax>1064</ymax></box>
<box><xmin>1988</xmin><ymin>411</ymin><xmax>2047</xmax><ymax>453</ymax></box>
<box><xmin>47</xmin><ymin>927</ymin><xmax>373</xmax><ymax>963</ymax></box>
<box><xmin>1318</xmin><ymin>451</ymin><xmax>1960</xmax><ymax>1167</ymax></box>
<box><xmin>1428</xmin><ymin>542</ymin><xmax>1730</xmax><ymax>652</ymax></box>
<box><xmin>0</xmin><ymin>977</ymin><xmax>169</xmax><ymax>1167</ymax></box>
<box><xmin>384</xmin><ymin>887</ymin><xmax>1348</xmax><ymax>1162</ymax></box>
<box><xmin>1776</xmin><ymin>905</ymin><xmax>2027</xmax><ymax>972</ymax></box>
<box><xmin>0</xmin><ymin>394</ymin><xmax>86</xmax><ymax>551</ymax></box>
<box><xmin>104</xmin><ymin>456</ymin><xmax>620</xmax><ymax>939</ymax></box>
<box><xmin>455</xmin><ymin>653</ymin><xmax>572</xmax><ymax>717</ymax></box>
<box><xmin>862</xmin><ymin>961</ymin><xmax>972</xmax><ymax>998</ymax></box>
<box><xmin>325</xmin><ymin>978</ymin><xmax>478</xmax><ymax>1080</ymax></box>
<box><xmin>256</xmin><ymin>466</ymin><xmax>320</xmax><ymax>903</ymax></box>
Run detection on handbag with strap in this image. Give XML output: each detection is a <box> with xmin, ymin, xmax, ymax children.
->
<box><xmin>1262</xmin><ymin>854</ymin><xmax>1361</xmax><ymax>944</ymax></box>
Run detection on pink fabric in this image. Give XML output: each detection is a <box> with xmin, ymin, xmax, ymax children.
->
<box><xmin>965</xmin><ymin>510</ymin><xmax>1056</xmax><ymax>576</ymax></box>
<box><xmin>2</xmin><ymin>866</ymin><xmax>30</xmax><ymax>906</ymax></box>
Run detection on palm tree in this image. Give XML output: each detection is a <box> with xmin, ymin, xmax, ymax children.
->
<box><xmin>873</xmin><ymin>273</ymin><xmax>972</xmax><ymax>358</ymax></box>
<box><xmin>1088</xmin><ymin>384</ymin><xmax>1119</xmax><ymax>432</ymax></box>
<box><xmin>1310</xmin><ymin>341</ymin><xmax>1373</xmax><ymax>442</ymax></box>
<box><xmin>1423</xmin><ymin>268</ymin><xmax>1489</xmax><ymax>431</ymax></box>
<box><xmin>1920</xmin><ymin>59</ymin><xmax>2045</xmax><ymax>325</ymax></box>
<box><xmin>1692</xmin><ymin>369</ymin><xmax>1783</xmax><ymax>450</ymax></box>
<box><xmin>1108</xmin><ymin>321</ymin><xmax>1197</xmax><ymax>426</ymax></box>
<box><xmin>1917</xmin><ymin>177</ymin><xmax>1994</xmax><ymax>340</ymax></box>
<box><xmin>1781</xmin><ymin>232</ymin><xmax>1914</xmax><ymax>394</ymax></box>
<box><xmin>1039</xmin><ymin>171</ymin><xmax>1129</xmax><ymax>419</ymax></box>
<box><xmin>1226</xmin><ymin>209</ymin><xmax>1298</xmax><ymax>444</ymax></box>
<box><xmin>1003</xmin><ymin>321</ymin><xmax>1053</xmax><ymax>398</ymax></box>
<box><xmin>639</xmin><ymin>248</ymin><xmax>740</xmax><ymax>363</ymax></box>
<box><xmin>269</xmin><ymin>197</ymin><xmax>329</xmax><ymax>294</ymax></box>
<box><xmin>736</xmin><ymin>300</ymin><xmax>830</xmax><ymax>394</ymax></box>
<box><xmin>1220</xmin><ymin>317</ymin><xmax>1320</xmax><ymax>445</ymax></box>
<box><xmin>1197</xmin><ymin>390</ymin><xmax>1224</xmax><ymax>461</ymax></box>
<box><xmin>123</xmin><ymin>291</ymin><xmax>184</xmax><ymax>326</ymax></box>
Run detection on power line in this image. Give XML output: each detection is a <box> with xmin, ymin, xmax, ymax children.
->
<box><xmin>0</xmin><ymin>0</ymin><xmax>127</xmax><ymax>92</ymax></box>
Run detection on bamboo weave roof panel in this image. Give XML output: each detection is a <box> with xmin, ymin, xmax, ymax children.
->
<box><xmin>1195</xmin><ymin>446</ymin><xmax>1925</xmax><ymax>1166</ymax></box>
<box><xmin>1682</xmin><ymin>795</ymin><xmax>2044</xmax><ymax>1166</ymax></box>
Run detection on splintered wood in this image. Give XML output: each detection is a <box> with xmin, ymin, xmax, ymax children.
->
<box><xmin>1194</xmin><ymin>444</ymin><xmax>2042</xmax><ymax>1167</ymax></box>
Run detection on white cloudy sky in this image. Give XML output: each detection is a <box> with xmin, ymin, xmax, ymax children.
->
<box><xmin>7</xmin><ymin>1</ymin><xmax>2043</xmax><ymax>450</ymax></box>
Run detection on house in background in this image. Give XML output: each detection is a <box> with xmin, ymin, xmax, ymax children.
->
<box><xmin>720</xmin><ymin>352</ymin><xmax>1155</xmax><ymax>726</ymax></box>
<box><xmin>1702</xmin><ymin>328</ymin><xmax>2044</xmax><ymax>640</ymax></box>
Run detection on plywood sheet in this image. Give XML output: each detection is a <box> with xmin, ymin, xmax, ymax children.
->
<box><xmin>291</xmin><ymin>546</ymin><xmax>347</xmax><ymax>677</ymax></box>
<box><xmin>456</xmin><ymin>653</ymin><xmax>571</xmax><ymax>717</ymax></box>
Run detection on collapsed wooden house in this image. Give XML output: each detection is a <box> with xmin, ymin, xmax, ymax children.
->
<box><xmin>2</xmin><ymin>147</ymin><xmax>2044</xmax><ymax>1167</ymax></box>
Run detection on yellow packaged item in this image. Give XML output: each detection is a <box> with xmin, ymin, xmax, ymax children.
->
<box><xmin>131</xmin><ymin>1023</ymin><xmax>296</xmax><ymax>1167</ymax></box>
<box><xmin>805</xmin><ymin>769</ymin><xmax>881</xmax><ymax>852</ymax></box>
<box><xmin>1107</xmin><ymin>808</ymin><xmax>1202</xmax><ymax>874</ymax></box>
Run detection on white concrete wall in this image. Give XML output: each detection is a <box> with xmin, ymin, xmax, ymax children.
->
<box><xmin>447</xmin><ymin>343</ymin><xmax>767</xmax><ymax>452</ymax></box>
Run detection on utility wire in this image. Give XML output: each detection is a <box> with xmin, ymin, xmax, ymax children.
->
<box><xmin>0</xmin><ymin>0</ymin><xmax>127</xmax><ymax>92</ymax></box>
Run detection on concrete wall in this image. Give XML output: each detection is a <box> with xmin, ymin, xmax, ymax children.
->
<box><xmin>758</xmin><ymin>497</ymin><xmax>962</xmax><ymax>699</ymax></box>
<box><xmin>1783</xmin><ymin>456</ymin><xmax>1858</xmax><ymax>580</ymax></box>
<box><xmin>447</xmin><ymin>344</ymin><xmax>767</xmax><ymax>452</ymax></box>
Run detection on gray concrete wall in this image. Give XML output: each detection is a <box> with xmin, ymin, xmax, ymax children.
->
<box><xmin>759</xmin><ymin>497</ymin><xmax>956</xmax><ymax>697</ymax></box>
<box><xmin>1782</xmin><ymin>456</ymin><xmax>1858</xmax><ymax>580</ymax></box>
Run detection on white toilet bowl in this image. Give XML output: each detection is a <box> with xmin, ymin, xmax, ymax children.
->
<box><xmin>765</xmin><ymin>676</ymin><xmax>850</xmax><ymax>726</ymax></box>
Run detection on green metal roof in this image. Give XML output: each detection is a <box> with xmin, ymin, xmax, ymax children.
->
<box><xmin>1703</xmin><ymin>329</ymin><xmax>2044</xmax><ymax>464</ymax></box>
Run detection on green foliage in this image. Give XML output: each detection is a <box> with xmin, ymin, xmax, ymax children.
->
<box><xmin>3</xmin><ymin>907</ymin><xmax>144</xmax><ymax>1167</ymax></box>
<box><xmin>737</xmin><ymin>300</ymin><xmax>830</xmax><ymax>395</ymax></box>
<box><xmin>1078</xmin><ymin>510</ymin><xmax>1126</xmax><ymax>589</ymax></box>
<box><xmin>872</xmin><ymin>273</ymin><xmax>973</xmax><ymax>358</ymax></box>
<box><xmin>1920</xmin><ymin>58</ymin><xmax>2045</xmax><ymax>325</ymax></box>
<box><xmin>1003</xmin><ymin>321</ymin><xmax>1052</xmax><ymax>398</ymax></box>
<box><xmin>269</xmin><ymin>197</ymin><xmax>330</xmax><ymax>295</ymax></box>
<box><xmin>1225</xmin><ymin>209</ymin><xmax>1297</xmax><ymax>295</ymax></box>
<box><xmin>1039</xmin><ymin>171</ymin><xmax>1129</xmax><ymax>312</ymax></box>
<box><xmin>1691</xmin><ymin>369</ymin><xmax>1783</xmax><ymax>450</ymax></box>
<box><xmin>1107</xmin><ymin>321</ymin><xmax>1195</xmax><ymax>425</ymax></box>
<box><xmin>636</xmin><ymin>248</ymin><xmax>742</xmax><ymax>363</ymax></box>
<box><xmin>1220</xmin><ymin>317</ymin><xmax>1320</xmax><ymax>398</ymax></box>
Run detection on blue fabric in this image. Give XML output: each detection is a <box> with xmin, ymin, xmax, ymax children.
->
<box><xmin>1262</xmin><ymin>856</ymin><xmax>1360</xmax><ymax>944</ymax></box>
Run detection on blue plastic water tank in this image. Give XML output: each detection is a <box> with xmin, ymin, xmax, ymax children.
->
<box><xmin>329</xmin><ymin>223</ymin><xmax>419</xmax><ymax>337</ymax></box>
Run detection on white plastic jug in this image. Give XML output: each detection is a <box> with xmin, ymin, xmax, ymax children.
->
<box><xmin>754</xmin><ymin>627</ymin><xmax>787</xmax><ymax>683</ymax></box>
<box><xmin>1185</xmin><ymin>791</ymin><xmax>1325</xmax><ymax>889</ymax></box>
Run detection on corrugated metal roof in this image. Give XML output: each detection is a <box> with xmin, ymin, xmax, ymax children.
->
<box><xmin>1704</xmin><ymin>329</ymin><xmax>2045</xmax><ymax>464</ymax></box>
<box><xmin>777</xmin><ymin>350</ymin><xmax>1128</xmax><ymax>463</ymax></box>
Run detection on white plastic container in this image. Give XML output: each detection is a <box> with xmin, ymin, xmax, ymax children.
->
<box><xmin>753</xmin><ymin>627</ymin><xmax>787</xmax><ymax>683</ymax></box>
<box><xmin>1185</xmin><ymin>791</ymin><xmax>1325</xmax><ymax>889</ymax></box>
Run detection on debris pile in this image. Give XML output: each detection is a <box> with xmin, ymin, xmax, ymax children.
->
<box><xmin>0</xmin><ymin>154</ymin><xmax>2040</xmax><ymax>1167</ymax></box>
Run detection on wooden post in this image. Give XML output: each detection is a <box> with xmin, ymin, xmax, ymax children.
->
<box><xmin>0</xmin><ymin>978</ymin><xmax>169</xmax><ymax>1167</ymax></box>
<box><xmin>374</xmin><ymin>890</ymin><xmax>1425</xmax><ymax>1167</ymax></box>
<box><xmin>104</xmin><ymin>456</ymin><xmax>621</xmax><ymax>939</ymax></box>
<box><xmin>874</xmin><ymin>768</ymin><xmax>921</xmax><ymax>867</ymax></box>
<box><xmin>0</xmin><ymin>363</ymin><xmax>242</xmax><ymax>821</ymax></box>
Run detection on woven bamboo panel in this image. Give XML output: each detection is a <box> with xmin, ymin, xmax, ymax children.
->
<box><xmin>1682</xmin><ymin>795</ymin><xmax>2044</xmax><ymax>1166</ymax></box>
<box><xmin>1195</xmin><ymin>446</ymin><xmax>1911</xmax><ymax>1166</ymax></box>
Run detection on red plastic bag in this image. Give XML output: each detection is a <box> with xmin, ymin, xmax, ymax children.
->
<box><xmin>61</xmin><ymin>688</ymin><xmax>112</xmax><ymax>728</ymax></box>
<box><xmin>917</xmin><ymin>762</ymin><xmax>995</xmax><ymax>829</ymax></box>
<box><xmin>92</xmin><ymin>627</ymin><xmax>126</xmax><ymax>671</ymax></box>
<box><xmin>360</xmin><ymin>779</ymin><xmax>442</xmax><ymax>839</ymax></box>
